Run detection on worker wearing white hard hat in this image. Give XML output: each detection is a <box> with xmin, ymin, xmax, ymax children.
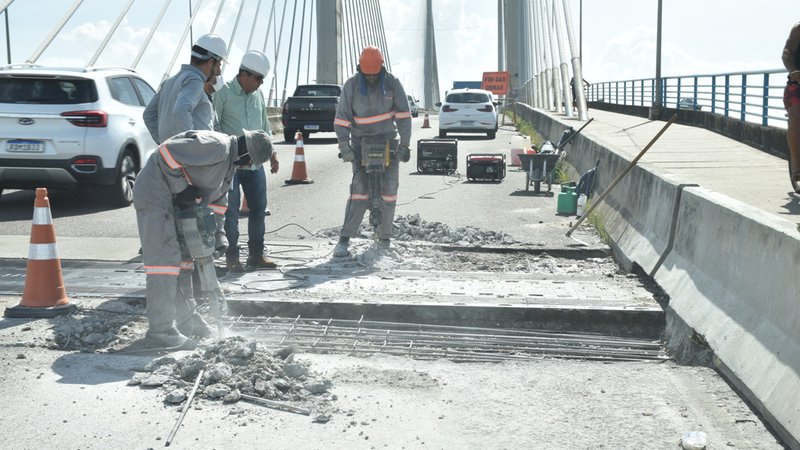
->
<box><xmin>212</xmin><ymin>50</ymin><xmax>279</xmax><ymax>272</ymax></box>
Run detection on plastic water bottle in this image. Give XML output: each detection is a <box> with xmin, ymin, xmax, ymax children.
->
<box><xmin>576</xmin><ymin>194</ymin><xmax>587</xmax><ymax>217</ymax></box>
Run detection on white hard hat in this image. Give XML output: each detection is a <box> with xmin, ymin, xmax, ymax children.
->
<box><xmin>240</xmin><ymin>50</ymin><xmax>271</xmax><ymax>78</ymax></box>
<box><xmin>192</xmin><ymin>34</ymin><xmax>228</xmax><ymax>61</ymax></box>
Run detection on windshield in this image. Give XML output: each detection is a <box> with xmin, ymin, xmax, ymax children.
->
<box><xmin>294</xmin><ymin>86</ymin><xmax>341</xmax><ymax>96</ymax></box>
<box><xmin>445</xmin><ymin>92</ymin><xmax>490</xmax><ymax>104</ymax></box>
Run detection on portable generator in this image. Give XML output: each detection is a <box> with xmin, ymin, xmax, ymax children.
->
<box><xmin>416</xmin><ymin>139</ymin><xmax>458</xmax><ymax>174</ymax></box>
<box><xmin>466</xmin><ymin>153</ymin><xmax>506</xmax><ymax>182</ymax></box>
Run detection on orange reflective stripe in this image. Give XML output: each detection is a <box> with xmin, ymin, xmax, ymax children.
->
<box><xmin>395</xmin><ymin>111</ymin><xmax>412</xmax><ymax>119</ymax></box>
<box><xmin>381</xmin><ymin>194</ymin><xmax>397</xmax><ymax>202</ymax></box>
<box><xmin>350</xmin><ymin>193</ymin><xmax>369</xmax><ymax>201</ymax></box>
<box><xmin>208</xmin><ymin>203</ymin><xmax>227</xmax><ymax>214</ymax></box>
<box><xmin>158</xmin><ymin>144</ymin><xmax>181</xmax><ymax>170</ymax></box>
<box><xmin>353</xmin><ymin>112</ymin><xmax>394</xmax><ymax>125</ymax></box>
<box><xmin>144</xmin><ymin>265</ymin><xmax>181</xmax><ymax>276</ymax></box>
<box><xmin>334</xmin><ymin>118</ymin><xmax>351</xmax><ymax>128</ymax></box>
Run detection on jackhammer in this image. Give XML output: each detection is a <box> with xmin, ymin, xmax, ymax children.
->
<box><xmin>175</xmin><ymin>204</ymin><xmax>226</xmax><ymax>339</ymax></box>
<box><xmin>360</xmin><ymin>136</ymin><xmax>398</xmax><ymax>243</ymax></box>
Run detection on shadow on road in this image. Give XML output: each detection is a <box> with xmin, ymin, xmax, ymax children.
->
<box><xmin>0</xmin><ymin>188</ymin><xmax>127</xmax><ymax>221</ymax></box>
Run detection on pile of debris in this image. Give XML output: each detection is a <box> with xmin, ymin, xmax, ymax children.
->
<box><xmin>128</xmin><ymin>336</ymin><xmax>335</xmax><ymax>421</ymax></box>
<box><xmin>393</xmin><ymin>214</ymin><xmax>517</xmax><ymax>245</ymax></box>
<box><xmin>317</xmin><ymin>214</ymin><xmax>517</xmax><ymax>246</ymax></box>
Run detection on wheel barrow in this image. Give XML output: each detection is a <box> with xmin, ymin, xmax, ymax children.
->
<box><xmin>518</xmin><ymin>152</ymin><xmax>561</xmax><ymax>194</ymax></box>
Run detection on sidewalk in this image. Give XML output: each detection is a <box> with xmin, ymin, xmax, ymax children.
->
<box><xmin>560</xmin><ymin>108</ymin><xmax>799</xmax><ymax>222</ymax></box>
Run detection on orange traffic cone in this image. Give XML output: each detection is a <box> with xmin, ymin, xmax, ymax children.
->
<box><xmin>284</xmin><ymin>131</ymin><xmax>314</xmax><ymax>185</ymax></box>
<box><xmin>421</xmin><ymin>112</ymin><xmax>430</xmax><ymax>128</ymax></box>
<box><xmin>4</xmin><ymin>188</ymin><xmax>77</xmax><ymax>318</ymax></box>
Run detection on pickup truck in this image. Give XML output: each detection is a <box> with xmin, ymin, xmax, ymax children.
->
<box><xmin>281</xmin><ymin>84</ymin><xmax>341</xmax><ymax>142</ymax></box>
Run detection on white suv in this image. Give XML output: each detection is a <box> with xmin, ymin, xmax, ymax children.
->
<box><xmin>436</xmin><ymin>88</ymin><xmax>498</xmax><ymax>139</ymax></box>
<box><xmin>0</xmin><ymin>65</ymin><xmax>158</xmax><ymax>206</ymax></box>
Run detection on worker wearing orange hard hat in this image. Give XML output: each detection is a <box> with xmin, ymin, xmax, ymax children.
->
<box><xmin>332</xmin><ymin>46</ymin><xmax>412</xmax><ymax>257</ymax></box>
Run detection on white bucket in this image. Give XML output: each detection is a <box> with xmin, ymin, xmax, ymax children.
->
<box><xmin>509</xmin><ymin>135</ymin><xmax>531</xmax><ymax>167</ymax></box>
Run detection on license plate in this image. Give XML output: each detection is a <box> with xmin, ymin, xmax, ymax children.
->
<box><xmin>6</xmin><ymin>140</ymin><xmax>44</xmax><ymax>153</ymax></box>
<box><xmin>460</xmin><ymin>121</ymin><xmax>475</xmax><ymax>126</ymax></box>
<box><xmin>304</xmin><ymin>124</ymin><xmax>319</xmax><ymax>130</ymax></box>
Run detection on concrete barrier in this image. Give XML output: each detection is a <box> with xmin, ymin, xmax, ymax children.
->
<box><xmin>515</xmin><ymin>103</ymin><xmax>800</xmax><ymax>449</ymax></box>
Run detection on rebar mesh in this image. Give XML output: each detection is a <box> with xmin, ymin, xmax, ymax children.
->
<box><xmin>224</xmin><ymin>315</ymin><xmax>669</xmax><ymax>363</ymax></box>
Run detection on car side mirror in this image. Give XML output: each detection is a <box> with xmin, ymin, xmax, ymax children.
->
<box><xmin>493</xmin><ymin>101</ymin><xmax>501</xmax><ymax>107</ymax></box>
<box><xmin>435</xmin><ymin>102</ymin><xmax>442</xmax><ymax>107</ymax></box>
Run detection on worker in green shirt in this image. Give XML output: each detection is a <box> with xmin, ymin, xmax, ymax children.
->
<box><xmin>213</xmin><ymin>50</ymin><xmax>279</xmax><ymax>272</ymax></box>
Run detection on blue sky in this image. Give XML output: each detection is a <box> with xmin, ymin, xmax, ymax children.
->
<box><xmin>1</xmin><ymin>0</ymin><xmax>796</xmax><ymax>102</ymax></box>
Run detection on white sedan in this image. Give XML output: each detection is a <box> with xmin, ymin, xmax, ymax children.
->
<box><xmin>436</xmin><ymin>88</ymin><xmax>498</xmax><ymax>139</ymax></box>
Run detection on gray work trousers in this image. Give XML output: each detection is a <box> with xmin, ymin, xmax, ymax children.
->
<box><xmin>340</xmin><ymin>157</ymin><xmax>399</xmax><ymax>239</ymax></box>
<box><xmin>134</xmin><ymin>198</ymin><xmax>198</xmax><ymax>332</ymax></box>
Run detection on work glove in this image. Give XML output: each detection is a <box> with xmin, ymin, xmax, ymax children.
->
<box><xmin>397</xmin><ymin>144</ymin><xmax>411</xmax><ymax>163</ymax></box>
<box><xmin>338</xmin><ymin>142</ymin><xmax>355</xmax><ymax>162</ymax></box>
<box><xmin>174</xmin><ymin>185</ymin><xmax>201</xmax><ymax>210</ymax></box>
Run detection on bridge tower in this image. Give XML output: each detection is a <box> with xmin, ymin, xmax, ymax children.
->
<box><xmin>423</xmin><ymin>0</ymin><xmax>440</xmax><ymax>109</ymax></box>
<box><xmin>316</xmin><ymin>0</ymin><xmax>343</xmax><ymax>85</ymax></box>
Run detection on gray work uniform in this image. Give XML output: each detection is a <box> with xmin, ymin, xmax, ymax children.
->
<box><xmin>143</xmin><ymin>64</ymin><xmax>214</xmax><ymax>144</ymax></box>
<box><xmin>333</xmin><ymin>71</ymin><xmax>412</xmax><ymax>238</ymax></box>
<box><xmin>132</xmin><ymin>131</ymin><xmax>238</xmax><ymax>332</ymax></box>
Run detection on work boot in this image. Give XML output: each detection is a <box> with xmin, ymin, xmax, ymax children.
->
<box><xmin>226</xmin><ymin>258</ymin><xmax>245</xmax><ymax>273</ymax></box>
<box><xmin>145</xmin><ymin>326</ymin><xmax>195</xmax><ymax>349</ymax></box>
<box><xmin>177</xmin><ymin>314</ymin><xmax>214</xmax><ymax>339</ymax></box>
<box><xmin>333</xmin><ymin>237</ymin><xmax>350</xmax><ymax>257</ymax></box>
<box><xmin>246</xmin><ymin>256</ymin><xmax>278</xmax><ymax>269</ymax></box>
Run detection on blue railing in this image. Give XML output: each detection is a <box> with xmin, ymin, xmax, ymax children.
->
<box><xmin>585</xmin><ymin>69</ymin><xmax>789</xmax><ymax>128</ymax></box>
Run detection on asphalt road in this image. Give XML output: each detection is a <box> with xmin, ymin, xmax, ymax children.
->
<box><xmin>0</xmin><ymin>115</ymin><xmax>595</xmax><ymax>260</ymax></box>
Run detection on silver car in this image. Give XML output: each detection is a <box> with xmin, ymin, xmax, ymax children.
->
<box><xmin>0</xmin><ymin>65</ymin><xmax>158</xmax><ymax>206</ymax></box>
<box><xmin>407</xmin><ymin>94</ymin><xmax>419</xmax><ymax>118</ymax></box>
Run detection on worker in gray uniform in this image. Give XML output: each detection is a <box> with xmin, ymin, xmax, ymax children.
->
<box><xmin>332</xmin><ymin>46</ymin><xmax>412</xmax><ymax>257</ymax></box>
<box><xmin>132</xmin><ymin>130</ymin><xmax>273</xmax><ymax>347</ymax></box>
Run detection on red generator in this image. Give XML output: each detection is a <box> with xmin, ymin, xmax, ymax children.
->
<box><xmin>466</xmin><ymin>153</ymin><xmax>506</xmax><ymax>182</ymax></box>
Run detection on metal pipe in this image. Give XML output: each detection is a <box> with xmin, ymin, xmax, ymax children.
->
<box><xmin>87</xmin><ymin>0</ymin><xmax>135</xmax><ymax>67</ymax></box>
<box><xmin>567</xmin><ymin>115</ymin><xmax>678</xmax><ymax>237</ymax></box>
<box><xmin>4</xmin><ymin>4</ymin><xmax>11</xmax><ymax>64</ymax></box>
<box><xmin>26</xmin><ymin>0</ymin><xmax>84</xmax><ymax>64</ymax></box>
<box><xmin>165</xmin><ymin>369</ymin><xmax>204</xmax><ymax>447</ymax></box>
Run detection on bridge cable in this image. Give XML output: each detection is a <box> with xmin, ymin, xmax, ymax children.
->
<box><xmin>0</xmin><ymin>0</ymin><xmax>13</xmax><ymax>16</ymax></box>
<box><xmin>220</xmin><ymin>0</ymin><xmax>248</xmax><ymax>74</ymax></box>
<box><xmin>374</xmin><ymin>0</ymin><xmax>390</xmax><ymax>71</ymax></box>
<box><xmin>26</xmin><ymin>0</ymin><xmax>84</xmax><ymax>64</ymax></box>
<box><xmin>159</xmin><ymin>0</ymin><xmax>204</xmax><ymax>83</ymax></box>
<box><xmin>294</xmin><ymin>0</ymin><xmax>307</xmax><ymax>87</ymax></box>
<box><xmin>131</xmin><ymin>0</ymin><xmax>173</xmax><ymax>70</ymax></box>
<box><xmin>268</xmin><ymin>0</ymin><xmax>290</xmax><ymax>106</ymax></box>
<box><xmin>306</xmin><ymin>0</ymin><xmax>314</xmax><ymax>83</ymax></box>
<box><xmin>281</xmin><ymin>0</ymin><xmax>299</xmax><ymax>104</ymax></box>
<box><xmin>553</xmin><ymin>0</ymin><xmax>573</xmax><ymax>118</ymax></box>
<box><xmin>342</xmin><ymin>0</ymin><xmax>355</xmax><ymax>75</ymax></box>
<box><xmin>545</xmin><ymin>0</ymin><xmax>562</xmax><ymax>113</ymax></box>
<box><xmin>87</xmin><ymin>0</ymin><xmax>135</xmax><ymax>67</ymax></box>
<box><xmin>245</xmin><ymin>0</ymin><xmax>265</xmax><ymax>51</ymax></box>
<box><xmin>210</xmin><ymin>0</ymin><xmax>227</xmax><ymax>33</ymax></box>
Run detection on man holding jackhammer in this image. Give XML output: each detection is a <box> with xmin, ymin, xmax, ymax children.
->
<box><xmin>332</xmin><ymin>46</ymin><xmax>412</xmax><ymax>257</ymax></box>
<box><xmin>132</xmin><ymin>130</ymin><xmax>273</xmax><ymax>348</ymax></box>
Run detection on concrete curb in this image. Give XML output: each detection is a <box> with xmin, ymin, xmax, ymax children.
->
<box><xmin>517</xmin><ymin>103</ymin><xmax>800</xmax><ymax>448</ymax></box>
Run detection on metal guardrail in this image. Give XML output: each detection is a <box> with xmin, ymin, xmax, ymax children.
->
<box><xmin>586</xmin><ymin>69</ymin><xmax>789</xmax><ymax>128</ymax></box>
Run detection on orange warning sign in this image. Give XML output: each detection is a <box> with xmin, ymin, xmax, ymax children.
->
<box><xmin>481</xmin><ymin>71</ymin><xmax>510</xmax><ymax>95</ymax></box>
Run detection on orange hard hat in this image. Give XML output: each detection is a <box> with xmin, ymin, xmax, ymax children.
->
<box><xmin>359</xmin><ymin>46</ymin><xmax>384</xmax><ymax>75</ymax></box>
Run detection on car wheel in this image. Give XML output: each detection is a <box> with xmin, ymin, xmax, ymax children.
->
<box><xmin>284</xmin><ymin>130</ymin><xmax>295</xmax><ymax>143</ymax></box>
<box><xmin>109</xmin><ymin>151</ymin><xmax>137</xmax><ymax>207</ymax></box>
<box><xmin>439</xmin><ymin>130</ymin><xmax>447</xmax><ymax>138</ymax></box>
<box><xmin>487</xmin><ymin>131</ymin><xmax>496</xmax><ymax>139</ymax></box>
